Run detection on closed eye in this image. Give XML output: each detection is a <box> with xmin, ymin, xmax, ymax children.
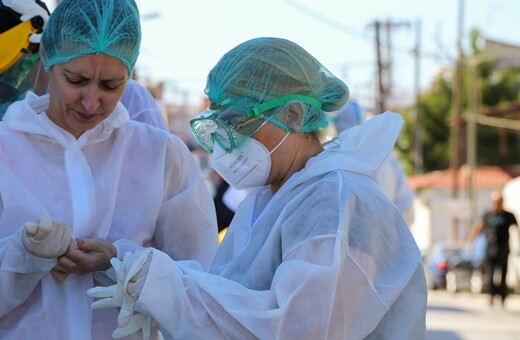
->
<box><xmin>102</xmin><ymin>81</ymin><xmax>124</xmax><ymax>91</ymax></box>
<box><xmin>65</xmin><ymin>76</ymin><xmax>85</xmax><ymax>85</ymax></box>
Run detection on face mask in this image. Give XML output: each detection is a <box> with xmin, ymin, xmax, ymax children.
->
<box><xmin>211</xmin><ymin>132</ymin><xmax>290</xmax><ymax>190</ymax></box>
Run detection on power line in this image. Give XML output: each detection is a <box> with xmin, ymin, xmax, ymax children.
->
<box><xmin>282</xmin><ymin>0</ymin><xmax>370</xmax><ymax>41</ymax></box>
<box><xmin>283</xmin><ymin>0</ymin><xmax>450</xmax><ymax>62</ymax></box>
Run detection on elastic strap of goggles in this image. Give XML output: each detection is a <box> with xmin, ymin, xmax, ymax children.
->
<box><xmin>21</xmin><ymin>52</ymin><xmax>40</xmax><ymax>71</ymax></box>
<box><xmin>244</xmin><ymin>94</ymin><xmax>322</xmax><ymax>118</ymax></box>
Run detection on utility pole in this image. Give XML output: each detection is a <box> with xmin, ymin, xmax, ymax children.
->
<box><xmin>450</xmin><ymin>0</ymin><xmax>465</xmax><ymax>240</ymax></box>
<box><xmin>370</xmin><ymin>19</ymin><xmax>410</xmax><ymax>115</ymax></box>
<box><xmin>412</xmin><ymin>19</ymin><xmax>423</xmax><ymax>175</ymax></box>
<box><xmin>373</xmin><ymin>21</ymin><xmax>385</xmax><ymax>114</ymax></box>
<box><xmin>466</xmin><ymin>58</ymin><xmax>477</xmax><ymax>238</ymax></box>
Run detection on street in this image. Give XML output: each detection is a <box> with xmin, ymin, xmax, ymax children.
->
<box><xmin>427</xmin><ymin>290</ymin><xmax>520</xmax><ymax>339</ymax></box>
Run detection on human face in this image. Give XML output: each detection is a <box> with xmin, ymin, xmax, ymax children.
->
<box><xmin>46</xmin><ymin>53</ymin><xmax>128</xmax><ymax>139</ymax></box>
<box><xmin>491</xmin><ymin>192</ymin><xmax>504</xmax><ymax>213</ymax></box>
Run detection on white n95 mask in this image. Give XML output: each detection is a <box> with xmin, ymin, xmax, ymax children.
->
<box><xmin>211</xmin><ymin>133</ymin><xmax>290</xmax><ymax>190</ymax></box>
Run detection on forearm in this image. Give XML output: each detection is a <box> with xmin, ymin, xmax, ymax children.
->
<box><xmin>0</xmin><ymin>230</ymin><xmax>55</xmax><ymax>316</ymax></box>
<box><xmin>137</xmin><ymin>244</ymin><xmax>356</xmax><ymax>339</ymax></box>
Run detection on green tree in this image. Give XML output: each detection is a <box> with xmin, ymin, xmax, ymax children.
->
<box><xmin>395</xmin><ymin>75</ymin><xmax>453</xmax><ymax>173</ymax></box>
<box><xmin>396</xmin><ymin>28</ymin><xmax>520</xmax><ymax>174</ymax></box>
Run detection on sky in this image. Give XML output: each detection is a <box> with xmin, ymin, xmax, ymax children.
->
<box><xmin>50</xmin><ymin>0</ymin><xmax>520</xmax><ymax>107</ymax></box>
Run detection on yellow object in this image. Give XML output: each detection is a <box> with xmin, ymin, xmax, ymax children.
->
<box><xmin>0</xmin><ymin>20</ymin><xmax>37</xmax><ymax>74</ymax></box>
<box><xmin>217</xmin><ymin>227</ymin><xmax>228</xmax><ymax>244</ymax></box>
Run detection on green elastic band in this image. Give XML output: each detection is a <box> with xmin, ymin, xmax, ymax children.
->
<box><xmin>21</xmin><ymin>52</ymin><xmax>41</xmax><ymax>71</ymax></box>
<box><xmin>244</xmin><ymin>94</ymin><xmax>322</xmax><ymax>118</ymax></box>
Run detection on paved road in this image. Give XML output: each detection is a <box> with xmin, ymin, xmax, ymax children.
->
<box><xmin>427</xmin><ymin>290</ymin><xmax>520</xmax><ymax>339</ymax></box>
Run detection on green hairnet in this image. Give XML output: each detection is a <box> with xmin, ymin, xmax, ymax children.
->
<box><xmin>40</xmin><ymin>0</ymin><xmax>141</xmax><ymax>75</ymax></box>
<box><xmin>204</xmin><ymin>37</ymin><xmax>349</xmax><ymax>132</ymax></box>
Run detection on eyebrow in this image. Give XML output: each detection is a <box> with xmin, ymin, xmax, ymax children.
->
<box><xmin>62</xmin><ymin>68</ymin><xmax>126</xmax><ymax>82</ymax></box>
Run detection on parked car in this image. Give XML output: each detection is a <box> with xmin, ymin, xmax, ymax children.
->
<box><xmin>445</xmin><ymin>235</ymin><xmax>486</xmax><ymax>294</ymax></box>
<box><xmin>424</xmin><ymin>242</ymin><xmax>465</xmax><ymax>290</ymax></box>
<box><xmin>424</xmin><ymin>236</ymin><xmax>486</xmax><ymax>292</ymax></box>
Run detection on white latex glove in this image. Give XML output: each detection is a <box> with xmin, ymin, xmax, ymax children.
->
<box><xmin>87</xmin><ymin>249</ymin><xmax>155</xmax><ymax>339</ymax></box>
<box><xmin>113</xmin><ymin>313</ymin><xmax>157</xmax><ymax>340</ymax></box>
<box><xmin>87</xmin><ymin>256</ymin><xmax>126</xmax><ymax>309</ymax></box>
<box><xmin>118</xmin><ymin>249</ymin><xmax>154</xmax><ymax>328</ymax></box>
<box><xmin>126</xmin><ymin>251</ymin><xmax>153</xmax><ymax>297</ymax></box>
<box><xmin>22</xmin><ymin>216</ymin><xmax>72</xmax><ymax>259</ymax></box>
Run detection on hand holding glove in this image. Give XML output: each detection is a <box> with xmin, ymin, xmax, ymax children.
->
<box><xmin>87</xmin><ymin>249</ymin><xmax>155</xmax><ymax>339</ymax></box>
<box><xmin>22</xmin><ymin>216</ymin><xmax>73</xmax><ymax>259</ymax></box>
<box><xmin>87</xmin><ymin>256</ymin><xmax>126</xmax><ymax>309</ymax></box>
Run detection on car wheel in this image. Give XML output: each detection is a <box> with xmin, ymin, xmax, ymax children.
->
<box><xmin>446</xmin><ymin>271</ymin><xmax>458</xmax><ymax>293</ymax></box>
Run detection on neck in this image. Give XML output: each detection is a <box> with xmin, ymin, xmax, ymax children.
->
<box><xmin>271</xmin><ymin>135</ymin><xmax>323</xmax><ymax>194</ymax></box>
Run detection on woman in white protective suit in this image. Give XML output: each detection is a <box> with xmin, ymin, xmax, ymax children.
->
<box><xmin>0</xmin><ymin>0</ymin><xmax>217</xmax><ymax>339</ymax></box>
<box><xmin>90</xmin><ymin>37</ymin><xmax>427</xmax><ymax>339</ymax></box>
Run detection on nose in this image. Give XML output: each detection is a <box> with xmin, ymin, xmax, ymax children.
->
<box><xmin>81</xmin><ymin>85</ymin><xmax>101</xmax><ymax>114</ymax></box>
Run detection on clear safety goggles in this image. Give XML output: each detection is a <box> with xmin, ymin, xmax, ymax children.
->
<box><xmin>190</xmin><ymin>94</ymin><xmax>322</xmax><ymax>153</ymax></box>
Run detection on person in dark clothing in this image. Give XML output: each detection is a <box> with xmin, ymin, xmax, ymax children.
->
<box><xmin>212</xmin><ymin>173</ymin><xmax>235</xmax><ymax>232</ymax></box>
<box><xmin>468</xmin><ymin>191</ymin><xmax>518</xmax><ymax>307</ymax></box>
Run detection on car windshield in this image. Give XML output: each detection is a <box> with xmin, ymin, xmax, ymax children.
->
<box><xmin>440</xmin><ymin>248</ymin><xmax>461</xmax><ymax>259</ymax></box>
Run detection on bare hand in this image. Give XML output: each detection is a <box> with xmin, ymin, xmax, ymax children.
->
<box><xmin>53</xmin><ymin>238</ymin><xmax>116</xmax><ymax>278</ymax></box>
<box><xmin>51</xmin><ymin>268</ymin><xmax>69</xmax><ymax>282</ymax></box>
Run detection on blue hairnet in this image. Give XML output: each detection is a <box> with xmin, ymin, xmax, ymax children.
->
<box><xmin>333</xmin><ymin>99</ymin><xmax>366</xmax><ymax>133</ymax></box>
<box><xmin>205</xmin><ymin>37</ymin><xmax>349</xmax><ymax>133</ymax></box>
<box><xmin>40</xmin><ymin>0</ymin><xmax>141</xmax><ymax>75</ymax></box>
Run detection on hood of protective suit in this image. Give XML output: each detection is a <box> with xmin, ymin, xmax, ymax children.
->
<box><xmin>317</xmin><ymin>111</ymin><xmax>403</xmax><ymax>180</ymax></box>
<box><xmin>3</xmin><ymin>91</ymin><xmax>129</xmax><ymax>146</ymax></box>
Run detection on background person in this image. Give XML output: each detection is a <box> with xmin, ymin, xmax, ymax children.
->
<box><xmin>211</xmin><ymin>170</ymin><xmax>249</xmax><ymax>243</ymax></box>
<box><xmin>90</xmin><ymin>37</ymin><xmax>427</xmax><ymax>339</ymax></box>
<box><xmin>0</xmin><ymin>0</ymin><xmax>217</xmax><ymax>339</ymax></box>
<box><xmin>211</xmin><ymin>171</ymin><xmax>235</xmax><ymax>233</ymax></box>
<box><xmin>468</xmin><ymin>191</ymin><xmax>518</xmax><ymax>307</ymax></box>
<box><xmin>120</xmin><ymin>79</ymin><xmax>168</xmax><ymax>131</ymax></box>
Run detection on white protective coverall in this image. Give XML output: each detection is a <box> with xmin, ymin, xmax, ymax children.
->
<box><xmin>121</xmin><ymin>79</ymin><xmax>168</xmax><ymax>131</ymax></box>
<box><xmin>375</xmin><ymin>153</ymin><xmax>415</xmax><ymax>226</ymax></box>
<box><xmin>0</xmin><ymin>92</ymin><xmax>218</xmax><ymax>340</ymax></box>
<box><xmin>131</xmin><ymin>112</ymin><xmax>427</xmax><ymax>339</ymax></box>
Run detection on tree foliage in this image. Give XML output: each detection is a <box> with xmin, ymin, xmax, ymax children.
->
<box><xmin>396</xmin><ymin>28</ymin><xmax>520</xmax><ymax>174</ymax></box>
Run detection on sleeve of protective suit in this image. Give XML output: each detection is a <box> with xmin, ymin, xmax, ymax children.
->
<box><xmin>0</xmin><ymin>225</ymin><xmax>57</xmax><ymax>317</ymax></box>
<box><xmin>136</xmin><ymin>246</ymin><xmax>418</xmax><ymax>339</ymax></box>
<box><xmin>150</xmin><ymin>136</ymin><xmax>218</xmax><ymax>270</ymax></box>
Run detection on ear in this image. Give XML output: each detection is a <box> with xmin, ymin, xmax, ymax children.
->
<box><xmin>284</xmin><ymin>100</ymin><xmax>305</xmax><ymax>133</ymax></box>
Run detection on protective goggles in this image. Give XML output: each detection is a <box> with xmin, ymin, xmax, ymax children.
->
<box><xmin>190</xmin><ymin>94</ymin><xmax>322</xmax><ymax>153</ymax></box>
